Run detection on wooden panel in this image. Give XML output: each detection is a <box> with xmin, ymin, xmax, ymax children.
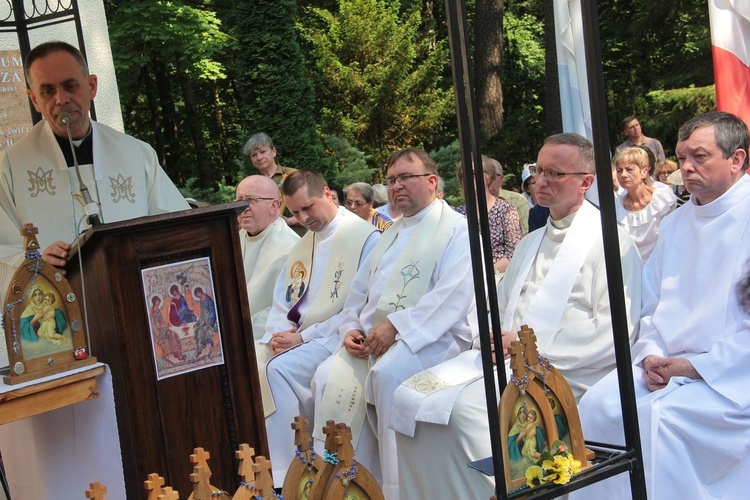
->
<box><xmin>0</xmin><ymin>366</ymin><xmax>103</xmax><ymax>424</ymax></box>
<box><xmin>67</xmin><ymin>203</ymin><xmax>266</xmax><ymax>498</ymax></box>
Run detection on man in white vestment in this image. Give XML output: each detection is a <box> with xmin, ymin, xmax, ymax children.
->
<box><xmin>390</xmin><ymin>133</ymin><xmax>643</xmax><ymax>498</ymax></box>
<box><xmin>0</xmin><ymin>41</ymin><xmax>188</xmax><ymax>296</ymax></box>
<box><xmin>311</xmin><ymin>148</ymin><xmax>477</xmax><ymax>499</ymax></box>
<box><xmin>235</xmin><ymin>175</ymin><xmax>300</xmax><ymax>338</ymax></box>
<box><xmin>572</xmin><ymin>112</ymin><xmax>750</xmax><ymax>500</ymax></box>
<box><xmin>260</xmin><ymin>169</ymin><xmax>379</xmax><ymax>486</ymax></box>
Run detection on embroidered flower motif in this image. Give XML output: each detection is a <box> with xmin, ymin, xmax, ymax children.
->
<box><xmin>330</xmin><ymin>258</ymin><xmax>345</xmax><ymax>302</ymax></box>
<box><xmin>389</xmin><ymin>261</ymin><xmax>420</xmax><ymax>311</ymax></box>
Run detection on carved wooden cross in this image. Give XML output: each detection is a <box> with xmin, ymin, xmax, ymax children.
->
<box><xmin>322</xmin><ymin>419</ymin><xmax>338</xmax><ymax>451</ymax></box>
<box><xmin>519</xmin><ymin>325</ymin><xmax>539</xmax><ymax>370</ymax></box>
<box><xmin>250</xmin><ymin>455</ymin><xmax>275</xmax><ymax>497</ymax></box>
<box><xmin>21</xmin><ymin>223</ymin><xmax>40</xmax><ymax>252</ymax></box>
<box><xmin>144</xmin><ymin>473</ymin><xmax>165</xmax><ymax>500</ymax></box>
<box><xmin>190</xmin><ymin>447</ymin><xmax>212</xmax><ymax>478</ymax></box>
<box><xmin>189</xmin><ymin>465</ymin><xmax>212</xmax><ymax>499</ymax></box>
<box><xmin>333</xmin><ymin>425</ymin><xmax>355</xmax><ymax>466</ymax></box>
<box><xmin>236</xmin><ymin>443</ymin><xmax>257</xmax><ymax>484</ymax></box>
<box><xmin>85</xmin><ymin>481</ymin><xmax>107</xmax><ymax>500</ymax></box>
<box><xmin>157</xmin><ymin>486</ymin><xmax>179</xmax><ymax>500</ymax></box>
<box><xmin>292</xmin><ymin>415</ymin><xmax>312</xmax><ymax>452</ymax></box>
<box><xmin>509</xmin><ymin>341</ymin><xmax>525</xmax><ymax>383</ymax></box>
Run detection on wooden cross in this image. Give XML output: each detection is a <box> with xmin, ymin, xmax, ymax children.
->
<box><xmin>235</xmin><ymin>443</ymin><xmax>256</xmax><ymax>484</ymax></box>
<box><xmin>190</xmin><ymin>447</ymin><xmax>212</xmax><ymax>478</ymax></box>
<box><xmin>145</xmin><ymin>473</ymin><xmax>165</xmax><ymax>499</ymax></box>
<box><xmin>519</xmin><ymin>325</ymin><xmax>539</xmax><ymax>369</ymax></box>
<box><xmin>509</xmin><ymin>341</ymin><xmax>525</xmax><ymax>382</ymax></box>
<box><xmin>21</xmin><ymin>223</ymin><xmax>40</xmax><ymax>252</ymax></box>
<box><xmin>157</xmin><ymin>486</ymin><xmax>180</xmax><ymax>500</ymax></box>
<box><xmin>189</xmin><ymin>465</ymin><xmax>212</xmax><ymax>499</ymax></box>
<box><xmin>250</xmin><ymin>456</ymin><xmax>275</xmax><ymax>497</ymax></box>
<box><xmin>333</xmin><ymin>425</ymin><xmax>355</xmax><ymax>466</ymax></box>
<box><xmin>85</xmin><ymin>481</ymin><xmax>107</xmax><ymax>499</ymax></box>
<box><xmin>322</xmin><ymin>420</ymin><xmax>338</xmax><ymax>451</ymax></box>
<box><xmin>292</xmin><ymin>415</ymin><xmax>312</xmax><ymax>453</ymax></box>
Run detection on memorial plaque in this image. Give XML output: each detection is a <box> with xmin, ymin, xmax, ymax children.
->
<box><xmin>0</xmin><ymin>50</ymin><xmax>34</xmax><ymax>150</ymax></box>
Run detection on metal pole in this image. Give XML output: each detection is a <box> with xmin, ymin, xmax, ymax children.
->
<box><xmin>444</xmin><ymin>0</ymin><xmax>507</xmax><ymax>498</ymax></box>
<box><xmin>580</xmin><ymin>0</ymin><xmax>647</xmax><ymax>497</ymax></box>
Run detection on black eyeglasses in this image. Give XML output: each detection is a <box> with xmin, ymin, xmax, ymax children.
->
<box><xmin>529</xmin><ymin>165</ymin><xmax>590</xmax><ymax>181</ymax></box>
<box><xmin>385</xmin><ymin>173</ymin><xmax>432</xmax><ymax>186</ymax></box>
<box><xmin>235</xmin><ymin>196</ymin><xmax>276</xmax><ymax>207</ymax></box>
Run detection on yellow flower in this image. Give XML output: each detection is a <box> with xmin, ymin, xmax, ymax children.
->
<box><xmin>525</xmin><ymin>465</ymin><xmax>544</xmax><ymax>487</ymax></box>
<box><xmin>567</xmin><ymin>453</ymin><xmax>582</xmax><ymax>474</ymax></box>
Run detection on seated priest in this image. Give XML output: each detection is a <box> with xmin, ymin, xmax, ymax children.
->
<box><xmin>235</xmin><ymin>175</ymin><xmax>299</xmax><ymax>338</ymax></box>
<box><xmin>571</xmin><ymin>111</ymin><xmax>750</xmax><ymax>499</ymax></box>
<box><xmin>390</xmin><ymin>133</ymin><xmax>642</xmax><ymax>498</ymax></box>
<box><xmin>258</xmin><ymin>169</ymin><xmax>379</xmax><ymax>487</ymax></box>
<box><xmin>311</xmin><ymin>148</ymin><xmax>477</xmax><ymax>499</ymax></box>
<box><xmin>0</xmin><ymin>41</ymin><xmax>188</xmax><ymax>298</ymax></box>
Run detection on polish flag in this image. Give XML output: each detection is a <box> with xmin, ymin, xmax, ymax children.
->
<box><xmin>709</xmin><ymin>1</ymin><xmax>750</xmax><ymax>129</ymax></box>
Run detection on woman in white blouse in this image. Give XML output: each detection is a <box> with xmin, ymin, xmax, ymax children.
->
<box><xmin>613</xmin><ymin>147</ymin><xmax>677</xmax><ymax>262</ymax></box>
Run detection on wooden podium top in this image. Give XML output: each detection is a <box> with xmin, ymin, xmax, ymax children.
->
<box><xmin>0</xmin><ymin>363</ymin><xmax>104</xmax><ymax>425</ymax></box>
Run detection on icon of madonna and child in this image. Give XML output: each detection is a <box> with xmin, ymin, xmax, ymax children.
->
<box><xmin>18</xmin><ymin>285</ymin><xmax>72</xmax><ymax>359</ymax></box>
<box><xmin>507</xmin><ymin>394</ymin><xmax>571</xmax><ymax>478</ymax></box>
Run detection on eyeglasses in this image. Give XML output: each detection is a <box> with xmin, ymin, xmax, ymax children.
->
<box><xmin>385</xmin><ymin>173</ymin><xmax>432</xmax><ymax>186</ymax></box>
<box><xmin>234</xmin><ymin>196</ymin><xmax>276</xmax><ymax>207</ymax></box>
<box><xmin>529</xmin><ymin>165</ymin><xmax>590</xmax><ymax>181</ymax></box>
<box><xmin>345</xmin><ymin>199</ymin><xmax>369</xmax><ymax>208</ymax></box>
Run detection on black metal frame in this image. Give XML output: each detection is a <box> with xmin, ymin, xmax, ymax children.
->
<box><xmin>444</xmin><ymin>0</ymin><xmax>647</xmax><ymax>497</ymax></box>
<box><xmin>1</xmin><ymin>0</ymin><xmax>95</xmax><ymax>123</ymax></box>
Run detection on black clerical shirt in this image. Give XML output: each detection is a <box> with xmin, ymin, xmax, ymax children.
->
<box><xmin>54</xmin><ymin>130</ymin><xmax>94</xmax><ymax>168</ymax></box>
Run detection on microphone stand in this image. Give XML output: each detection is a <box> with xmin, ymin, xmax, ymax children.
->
<box><xmin>60</xmin><ymin>113</ymin><xmax>100</xmax><ymax>227</ymax></box>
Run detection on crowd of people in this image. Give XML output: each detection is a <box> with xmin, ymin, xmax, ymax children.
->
<box><xmin>2</xmin><ymin>40</ymin><xmax>749</xmax><ymax>500</ymax></box>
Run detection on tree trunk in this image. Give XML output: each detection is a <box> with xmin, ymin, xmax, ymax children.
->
<box><xmin>154</xmin><ymin>59</ymin><xmax>181</xmax><ymax>178</ymax></box>
<box><xmin>174</xmin><ymin>53</ymin><xmax>212</xmax><ymax>189</ymax></box>
<box><xmin>212</xmin><ymin>82</ymin><xmax>229</xmax><ymax>164</ymax></box>
<box><xmin>474</xmin><ymin>0</ymin><xmax>505</xmax><ymax>144</ymax></box>
<box><xmin>544</xmin><ymin>0</ymin><xmax>563</xmax><ymax>135</ymax></box>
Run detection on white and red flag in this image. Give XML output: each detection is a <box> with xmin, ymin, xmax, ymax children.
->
<box><xmin>709</xmin><ymin>0</ymin><xmax>750</xmax><ymax>129</ymax></box>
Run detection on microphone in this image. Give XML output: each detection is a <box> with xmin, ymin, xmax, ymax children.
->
<box><xmin>59</xmin><ymin>112</ymin><xmax>100</xmax><ymax>226</ymax></box>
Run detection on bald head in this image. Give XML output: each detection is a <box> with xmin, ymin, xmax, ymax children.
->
<box><xmin>235</xmin><ymin>175</ymin><xmax>281</xmax><ymax>235</ymax></box>
<box><xmin>237</xmin><ymin>175</ymin><xmax>278</xmax><ymax>198</ymax></box>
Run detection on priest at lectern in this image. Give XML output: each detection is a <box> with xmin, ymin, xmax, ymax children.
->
<box><xmin>0</xmin><ymin>41</ymin><xmax>188</xmax><ymax>300</ymax></box>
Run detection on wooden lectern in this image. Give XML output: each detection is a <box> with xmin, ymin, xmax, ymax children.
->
<box><xmin>66</xmin><ymin>203</ymin><xmax>267</xmax><ymax>499</ymax></box>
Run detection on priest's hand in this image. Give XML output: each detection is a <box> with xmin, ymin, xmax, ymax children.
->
<box><xmin>42</xmin><ymin>241</ymin><xmax>71</xmax><ymax>270</ymax></box>
<box><xmin>642</xmin><ymin>355</ymin><xmax>701</xmax><ymax>391</ymax></box>
<box><xmin>344</xmin><ymin>330</ymin><xmax>369</xmax><ymax>358</ymax></box>
<box><xmin>364</xmin><ymin>320</ymin><xmax>398</xmax><ymax>358</ymax></box>
<box><xmin>270</xmin><ymin>327</ymin><xmax>302</xmax><ymax>354</ymax></box>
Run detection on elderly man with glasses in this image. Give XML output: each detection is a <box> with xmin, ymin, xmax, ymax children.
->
<box><xmin>235</xmin><ymin>175</ymin><xmax>300</xmax><ymax>339</ymax></box>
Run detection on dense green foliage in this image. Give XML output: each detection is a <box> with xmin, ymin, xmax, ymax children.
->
<box><xmin>103</xmin><ymin>0</ymin><xmax>715</xmax><ymax>202</ymax></box>
<box><xmin>299</xmin><ymin>0</ymin><xmax>455</xmax><ymax>179</ymax></box>
<box><xmin>228</xmin><ymin>0</ymin><xmax>328</xmax><ymax>172</ymax></box>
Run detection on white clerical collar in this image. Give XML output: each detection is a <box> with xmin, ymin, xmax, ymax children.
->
<box><xmin>401</xmin><ymin>198</ymin><xmax>440</xmax><ymax>228</ymax></box>
<box><xmin>549</xmin><ymin>209</ymin><xmax>577</xmax><ymax>230</ymax></box>
<box><xmin>316</xmin><ymin>207</ymin><xmax>345</xmax><ymax>239</ymax></box>
<box><xmin>71</xmin><ymin>123</ymin><xmax>93</xmax><ymax>147</ymax></box>
<box><xmin>245</xmin><ymin>217</ymin><xmax>282</xmax><ymax>241</ymax></box>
